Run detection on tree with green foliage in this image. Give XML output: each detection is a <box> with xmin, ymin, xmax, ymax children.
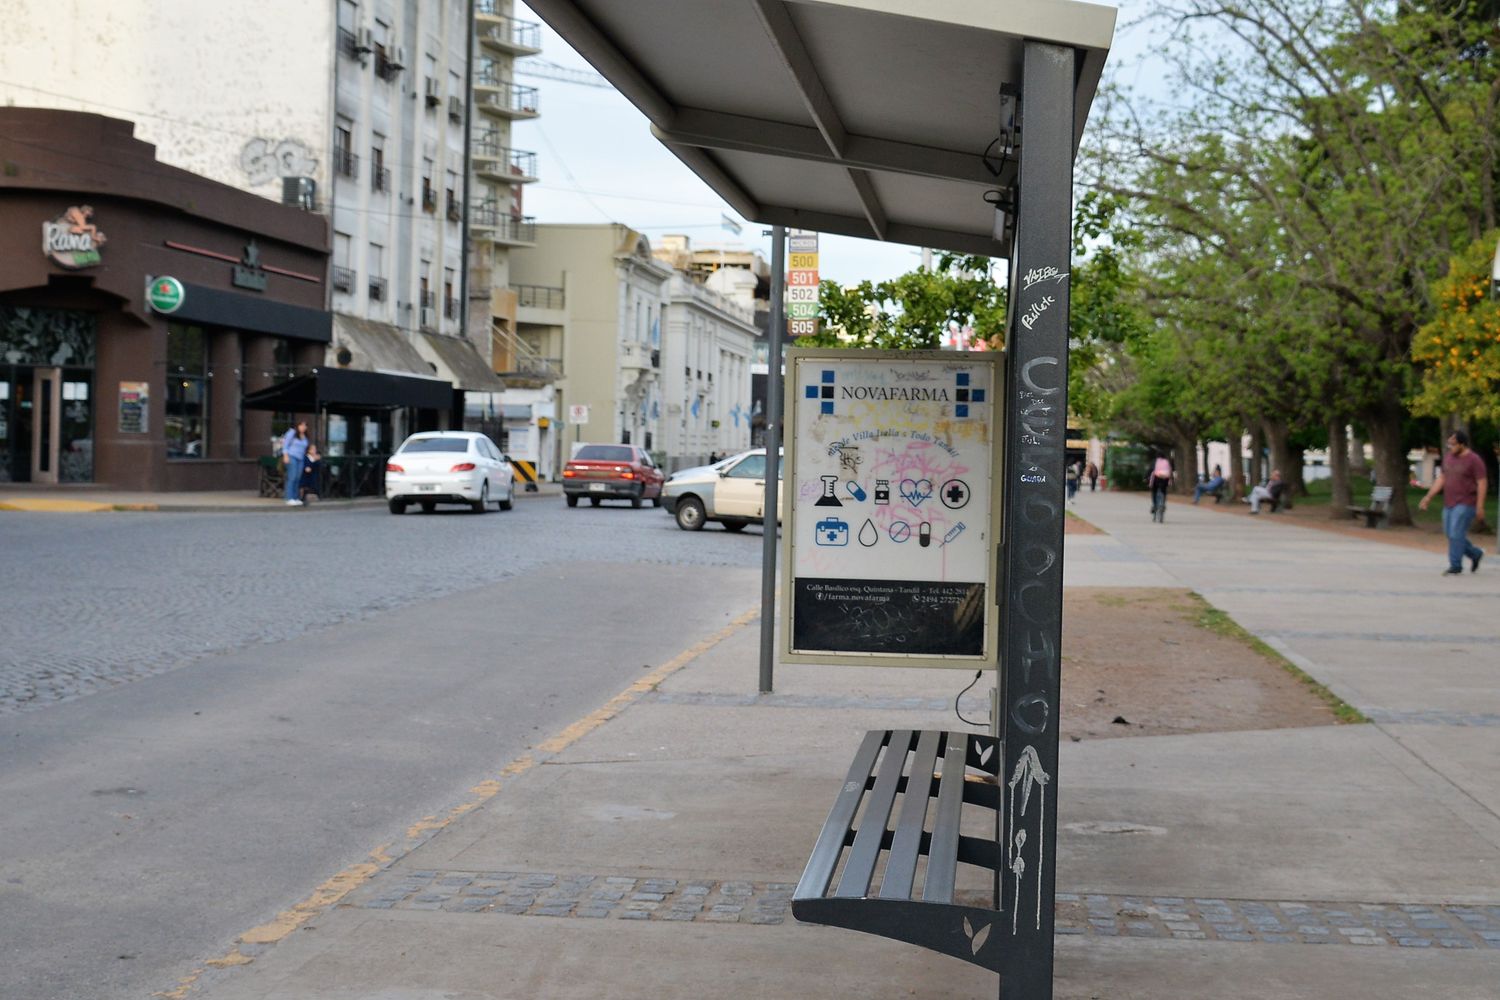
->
<box><xmin>1411</xmin><ymin>231</ymin><xmax>1500</xmax><ymax>422</ymax></box>
<box><xmin>796</xmin><ymin>254</ymin><xmax>1006</xmax><ymax>351</ymax></box>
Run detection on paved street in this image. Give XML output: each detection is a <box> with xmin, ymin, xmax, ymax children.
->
<box><xmin>0</xmin><ymin>500</ymin><xmax>764</xmax><ymax>714</ymax></box>
<box><xmin>0</xmin><ymin>500</ymin><xmax>766</xmax><ymax>1000</ymax></box>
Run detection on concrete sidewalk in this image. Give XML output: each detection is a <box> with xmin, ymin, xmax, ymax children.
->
<box><xmin>185</xmin><ymin>490</ymin><xmax>1500</xmax><ymax>999</ymax></box>
<box><xmin>0</xmin><ymin>482</ymin><xmax>560</xmax><ymax>513</ymax></box>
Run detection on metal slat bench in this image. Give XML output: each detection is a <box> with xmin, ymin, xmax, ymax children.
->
<box><xmin>1348</xmin><ymin>485</ymin><xmax>1394</xmax><ymax>528</ymax></box>
<box><xmin>793</xmin><ymin>729</ymin><xmax>1009</xmax><ymax>973</ymax></box>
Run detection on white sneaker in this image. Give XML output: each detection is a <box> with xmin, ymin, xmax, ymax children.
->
<box><xmin>286</xmin><ymin>499</ymin><xmax>303</xmax><ymax>506</ymax></box>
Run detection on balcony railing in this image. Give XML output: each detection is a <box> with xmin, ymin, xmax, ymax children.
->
<box><xmin>475</xmin><ymin>8</ymin><xmax>542</xmax><ymax>53</ymax></box>
<box><xmin>471</xmin><ymin>206</ymin><xmax>537</xmax><ymax>244</ymax></box>
<box><xmin>473</xmin><ymin>77</ymin><xmax>539</xmax><ymax>118</ymax></box>
<box><xmin>332</xmin><ymin>266</ymin><xmax>356</xmax><ymax>293</ymax></box>
<box><xmin>514</xmin><ymin>284</ymin><xmax>565</xmax><ymax>310</ymax></box>
<box><xmin>371</xmin><ymin>166</ymin><xmax>391</xmax><ymax>193</ymax></box>
<box><xmin>446</xmin><ymin>194</ymin><xmax>463</xmax><ymax>222</ymax></box>
<box><xmin>368</xmin><ymin>277</ymin><xmax>388</xmax><ymax>302</ymax></box>
<box><xmin>444</xmin><ymin>297</ymin><xmax>459</xmax><ymax>319</ymax></box>
<box><xmin>422</xmin><ymin>185</ymin><xmax>437</xmax><ymax>212</ymax></box>
<box><xmin>472</xmin><ymin>137</ymin><xmax>538</xmax><ymax>182</ymax></box>
<box><xmin>333</xmin><ymin>146</ymin><xmax>359</xmax><ymax>178</ymax></box>
<box><xmin>336</xmin><ymin>27</ymin><xmax>360</xmax><ymax>59</ymax></box>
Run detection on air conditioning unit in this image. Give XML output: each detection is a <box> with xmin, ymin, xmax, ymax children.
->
<box><xmin>448</xmin><ymin>96</ymin><xmax>464</xmax><ymax>122</ymax></box>
<box><xmin>389</xmin><ymin>46</ymin><xmax>406</xmax><ymax>70</ymax></box>
<box><xmin>282</xmin><ymin>176</ymin><xmax>316</xmax><ymax>210</ymax></box>
<box><xmin>424</xmin><ymin>77</ymin><xmax>441</xmax><ymax>107</ymax></box>
<box><xmin>354</xmin><ymin>27</ymin><xmax>374</xmax><ymax>53</ymax></box>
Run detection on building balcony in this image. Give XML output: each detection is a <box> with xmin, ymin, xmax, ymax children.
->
<box><xmin>368</xmin><ymin>276</ymin><xmax>388</xmax><ymax>302</ymax></box>
<box><xmin>475</xmin><ymin>6</ymin><xmax>542</xmax><ymax>55</ymax></box>
<box><xmin>332</xmin><ymin>266</ymin><xmax>356</xmax><ymax>294</ymax></box>
<box><xmin>471</xmin><ymin>205</ymin><xmax>536</xmax><ymax>246</ymax></box>
<box><xmin>473</xmin><ymin>75</ymin><xmax>539</xmax><ymax>120</ymax></box>
<box><xmin>620</xmin><ymin>341</ymin><xmax>656</xmax><ymax>371</ymax></box>
<box><xmin>514</xmin><ymin>284</ymin><xmax>564</xmax><ymax>310</ymax></box>
<box><xmin>333</xmin><ymin>146</ymin><xmax>359</xmax><ymax>179</ymax></box>
<box><xmin>472</xmin><ymin>138</ymin><xmax>538</xmax><ymax>185</ymax></box>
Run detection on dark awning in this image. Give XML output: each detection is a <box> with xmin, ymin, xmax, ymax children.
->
<box><xmin>242</xmin><ymin>368</ymin><xmax>453</xmax><ymax>412</ymax></box>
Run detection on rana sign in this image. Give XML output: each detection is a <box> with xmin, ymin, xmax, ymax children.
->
<box><xmin>42</xmin><ymin>206</ymin><xmax>107</xmax><ymax>269</ymax></box>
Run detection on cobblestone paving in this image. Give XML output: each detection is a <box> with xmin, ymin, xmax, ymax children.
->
<box><xmin>353</xmin><ymin>868</ymin><xmax>1500</xmax><ymax>949</ymax></box>
<box><xmin>0</xmin><ymin>505</ymin><xmax>762</xmax><ymax>715</ymax></box>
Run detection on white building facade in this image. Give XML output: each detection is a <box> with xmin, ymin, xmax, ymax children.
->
<box><xmin>659</xmin><ymin>273</ymin><xmax>758</xmax><ymax>470</ymax></box>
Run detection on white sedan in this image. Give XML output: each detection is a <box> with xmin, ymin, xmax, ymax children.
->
<box><xmin>385</xmin><ymin>432</ymin><xmax>514</xmax><ymax>514</ymax></box>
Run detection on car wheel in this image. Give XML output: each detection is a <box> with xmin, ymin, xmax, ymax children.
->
<box><xmin>388</xmin><ymin>498</ymin><xmax>407</xmax><ymax>515</ymax></box>
<box><xmin>566</xmin><ymin>494</ymin><xmax>578</xmax><ymax>507</ymax></box>
<box><xmin>420</xmin><ymin>501</ymin><xmax>436</xmax><ymax>514</ymax></box>
<box><xmin>722</xmin><ymin>519</ymin><xmax>748</xmax><ymax>532</ymax></box>
<box><xmin>590</xmin><ymin>497</ymin><xmax>602</xmax><ymax>507</ymax></box>
<box><xmin>472</xmin><ymin>481</ymin><xmax>489</xmax><ymax>513</ymax></box>
<box><xmin>498</xmin><ymin>490</ymin><xmax>513</xmax><ymax>511</ymax></box>
<box><xmin>675</xmin><ymin>496</ymin><xmax>706</xmax><ymax>531</ymax></box>
<box><xmin>652</xmin><ymin>494</ymin><xmax>663</xmax><ymax>508</ymax></box>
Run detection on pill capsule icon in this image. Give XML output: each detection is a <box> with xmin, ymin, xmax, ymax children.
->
<box><xmin>846</xmin><ymin>481</ymin><xmax>867</xmax><ymax>502</ymax></box>
<box><xmin>918</xmin><ymin>522</ymin><xmax>931</xmax><ymax>547</ymax></box>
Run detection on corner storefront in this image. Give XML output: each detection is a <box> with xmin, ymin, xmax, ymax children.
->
<box><xmin>0</xmin><ymin>108</ymin><xmax>452</xmax><ymax>492</ymax></box>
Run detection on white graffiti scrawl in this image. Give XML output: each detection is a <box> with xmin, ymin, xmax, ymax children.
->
<box><xmin>240</xmin><ymin>138</ymin><xmax>318</xmax><ymax>186</ymax></box>
<box><xmin>1007</xmin><ymin>744</ymin><xmax>1051</xmax><ymax>933</ymax></box>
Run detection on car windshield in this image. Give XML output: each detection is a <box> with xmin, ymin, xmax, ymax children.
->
<box><xmin>400</xmin><ymin>437</ymin><xmax>471</xmax><ymax>453</ymax></box>
<box><xmin>574</xmin><ymin>445</ymin><xmax>634</xmax><ymax>462</ymax></box>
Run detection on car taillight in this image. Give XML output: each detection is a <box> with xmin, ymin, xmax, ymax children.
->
<box><xmin>562</xmin><ymin>468</ymin><xmax>577</xmax><ymax>478</ymax></box>
<box><xmin>451</xmin><ymin>462</ymin><xmax>476</xmax><ymax>472</ymax></box>
<box><xmin>621</xmin><ymin>470</ymin><xmax>635</xmax><ymax>480</ymax></box>
<box><xmin>386</xmin><ymin>463</ymin><xmax>404</xmax><ymax>474</ymax></box>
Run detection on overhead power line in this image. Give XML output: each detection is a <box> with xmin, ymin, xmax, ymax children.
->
<box><xmin>514</xmin><ymin>59</ymin><xmax>611</xmax><ymax>89</ymax></box>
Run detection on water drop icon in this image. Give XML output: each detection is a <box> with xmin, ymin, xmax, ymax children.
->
<box><xmin>858</xmin><ymin>519</ymin><xmax>878</xmax><ymax>547</ymax></box>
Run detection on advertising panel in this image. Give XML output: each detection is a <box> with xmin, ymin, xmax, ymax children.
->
<box><xmin>782</xmin><ymin>349</ymin><xmax>1000</xmax><ymax>667</ymax></box>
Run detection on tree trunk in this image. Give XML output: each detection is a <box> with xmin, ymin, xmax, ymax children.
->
<box><xmin>1228</xmin><ymin>432</ymin><xmax>1246</xmax><ymax>501</ymax></box>
<box><xmin>1248</xmin><ymin>425</ymin><xmax>1265</xmax><ymax>486</ymax></box>
<box><xmin>1263</xmin><ymin>420</ymin><xmax>1292</xmax><ymax>482</ymax></box>
<box><xmin>1328</xmin><ymin>416</ymin><xmax>1352</xmax><ymax>515</ymax></box>
<box><xmin>1284</xmin><ymin>443</ymin><xmax>1306</xmax><ymax>505</ymax></box>
<box><xmin>1174</xmin><ymin>435</ymin><xmax>1199</xmax><ymax>495</ymax></box>
<box><xmin>1348</xmin><ymin>427</ymin><xmax>1368</xmax><ymax>475</ymax></box>
<box><xmin>1366</xmin><ymin>405</ymin><xmax>1413</xmax><ymax>526</ymax></box>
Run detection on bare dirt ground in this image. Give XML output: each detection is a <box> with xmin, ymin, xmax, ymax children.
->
<box><xmin>1059</xmin><ymin>587</ymin><xmax>1346</xmax><ymax>741</ymax></box>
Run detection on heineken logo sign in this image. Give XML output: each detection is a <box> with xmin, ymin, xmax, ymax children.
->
<box><xmin>43</xmin><ymin>205</ymin><xmax>107</xmax><ymax>269</ymax></box>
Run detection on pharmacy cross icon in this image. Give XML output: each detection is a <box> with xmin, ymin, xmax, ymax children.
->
<box><xmin>803</xmin><ymin>369</ymin><xmax>836</xmax><ymax>415</ymax></box>
<box><xmin>941</xmin><ymin>479</ymin><xmax>971</xmax><ymax>509</ymax></box>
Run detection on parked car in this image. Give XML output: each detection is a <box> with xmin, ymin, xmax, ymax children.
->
<box><xmin>385</xmin><ymin>431</ymin><xmax>514</xmax><ymax>514</ymax></box>
<box><xmin>562</xmin><ymin>443</ymin><xmax>665</xmax><ymax>508</ymax></box>
<box><xmin>662</xmin><ymin>448</ymin><xmax>782</xmax><ymax>531</ymax></box>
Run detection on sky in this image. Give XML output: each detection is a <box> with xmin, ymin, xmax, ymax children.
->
<box><xmin>513</xmin><ymin>1</ymin><xmax>1171</xmax><ymax>288</ymax></box>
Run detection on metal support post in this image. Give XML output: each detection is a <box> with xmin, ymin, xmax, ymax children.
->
<box><xmin>758</xmin><ymin>225</ymin><xmax>787</xmax><ymax>693</ymax></box>
<box><xmin>997</xmin><ymin>40</ymin><xmax>1076</xmax><ymax>1000</ymax></box>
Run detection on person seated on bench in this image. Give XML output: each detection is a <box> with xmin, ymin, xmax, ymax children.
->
<box><xmin>1246</xmin><ymin>469</ymin><xmax>1285</xmax><ymax>514</ymax></box>
<box><xmin>1193</xmin><ymin>465</ymin><xmax>1226</xmax><ymax>504</ymax></box>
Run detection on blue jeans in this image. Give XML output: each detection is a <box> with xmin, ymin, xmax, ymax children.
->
<box><xmin>1443</xmin><ymin>504</ymin><xmax>1480</xmax><ymax>570</ymax></box>
<box><xmin>284</xmin><ymin>457</ymin><xmax>304</xmax><ymax>501</ymax></box>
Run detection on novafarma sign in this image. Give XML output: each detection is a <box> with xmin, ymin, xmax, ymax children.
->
<box><xmin>43</xmin><ymin>206</ymin><xmax>107</xmax><ymax>269</ymax></box>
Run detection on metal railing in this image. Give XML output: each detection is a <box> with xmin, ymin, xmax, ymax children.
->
<box><xmin>473</xmin><ymin>78</ymin><xmax>539</xmax><ymax>116</ymax></box>
<box><xmin>514</xmin><ymin>284</ymin><xmax>565</xmax><ymax>310</ymax></box>
<box><xmin>474</xmin><ymin>8</ymin><xmax>541</xmax><ymax>50</ymax></box>
<box><xmin>471</xmin><ymin>206</ymin><xmax>536</xmax><ymax>243</ymax></box>
<box><xmin>368</xmin><ymin>277</ymin><xmax>388</xmax><ymax>302</ymax></box>
<box><xmin>472</xmin><ymin>137</ymin><xmax>538</xmax><ymax>179</ymax></box>
<box><xmin>332</xmin><ymin>266</ymin><xmax>356</xmax><ymax>293</ymax></box>
<box><xmin>333</xmin><ymin>146</ymin><xmax>359</xmax><ymax>178</ymax></box>
<box><xmin>371</xmin><ymin>166</ymin><xmax>391</xmax><ymax>193</ymax></box>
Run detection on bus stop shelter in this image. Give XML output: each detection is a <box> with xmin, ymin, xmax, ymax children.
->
<box><xmin>526</xmin><ymin>1</ymin><xmax>1115</xmax><ymax>995</ymax></box>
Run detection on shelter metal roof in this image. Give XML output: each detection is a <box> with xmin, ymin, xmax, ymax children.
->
<box><xmin>527</xmin><ymin>0</ymin><xmax>1116</xmax><ymax>257</ymax></box>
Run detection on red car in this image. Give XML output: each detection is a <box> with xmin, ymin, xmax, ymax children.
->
<box><xmin>562</xmin><ymin>444</ymin><xmax>665</xmax><ymax>508</ymax></box>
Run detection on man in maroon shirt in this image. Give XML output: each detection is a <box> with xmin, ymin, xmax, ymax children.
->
<box><xmin>1418</xmin><ymin>430</ymin><xmax>1488</xmax><ymax>575</ymax></box>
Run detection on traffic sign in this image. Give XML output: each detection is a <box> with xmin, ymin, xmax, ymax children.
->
<box><xmin>568</xmin><ymin>404</ymin><xmax>590</xmax><ymax>425</ymax></box>
<box><xmin>146</xmin><ymin>276</ymin><xmax>185</xmax><ymax>314</ymax></box>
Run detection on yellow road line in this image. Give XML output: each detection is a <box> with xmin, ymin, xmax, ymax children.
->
<box><xmin>157</xmin><ymin>602</ymin><xmax>761</xmax><ymax>998</ymax></box>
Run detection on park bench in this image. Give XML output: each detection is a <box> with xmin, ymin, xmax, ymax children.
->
<box><xmin>793</xmin><ymin>729</ymin><xmax>1011</xmax><ymax>976</ymax></box>
<box><xmin>1348</xmin><ymin>485</ymin><xmax>1393</xmax><ymax>528</ymax></box>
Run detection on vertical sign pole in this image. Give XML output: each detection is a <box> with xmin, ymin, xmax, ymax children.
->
<box><xmin>759</xmin><ymin>225</ymin><xmax>787</xmax><ymax>694</ymax></box>
<box><xmin>998</xmin><ymin>41</ymin><xmax>1075</xmax><ymax>1000</ymax></box>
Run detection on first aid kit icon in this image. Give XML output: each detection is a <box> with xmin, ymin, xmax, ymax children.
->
<box><xmin>815</xmin><ymin>518</ymin><xmax>850</xmax><ymax>546</ymax></box>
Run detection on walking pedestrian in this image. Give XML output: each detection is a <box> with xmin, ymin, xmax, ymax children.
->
<box><xmin>1418</xmin><ymin>430</ymin><xmax>1486</xmax><ymax>575</ymax></box>
<box><xmin>281</xmin><ymin>419</ymin><xmax>309</xmax><ymax>507</ymax></box>
<box><xmin>1086</xmin><ymin>461</ymin><xmax>1099</xmax><ymax>492</ymax></box>
<box><xmin>1065</xmin><ymin>461</ymin><xmax>1081</xmax><ymax>503</ymax></box>
<box><xmin>1147</xmin><ymin>451</ymin><xmax>1173</xmax><ymax>523</ymax></box>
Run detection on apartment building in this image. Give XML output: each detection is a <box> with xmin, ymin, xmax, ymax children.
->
<box><xmin>0</xmin><ymin>0</ymin><xmax>503</xmax><ymax>479</ymax></box>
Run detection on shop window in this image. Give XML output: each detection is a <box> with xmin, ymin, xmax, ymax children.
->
<box><xmin>166</xmin><ymin>324</ymin><xmax>209</xmax><ymax>459</ymax></box>
<box><xmin>60</xmin><ymin>374</ymin><xmax>93</xmax><ymax>482</ymax></box>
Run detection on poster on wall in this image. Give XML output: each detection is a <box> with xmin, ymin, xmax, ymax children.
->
<box><xmin>118</xmin><ymin>381</ymin><xmax>149</xmax><ymax>434</ymax></box>
<box><xmin>782</xmin><ymin>350</ymin><xmax>1001</xmax><ymax>667</ymax></box>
